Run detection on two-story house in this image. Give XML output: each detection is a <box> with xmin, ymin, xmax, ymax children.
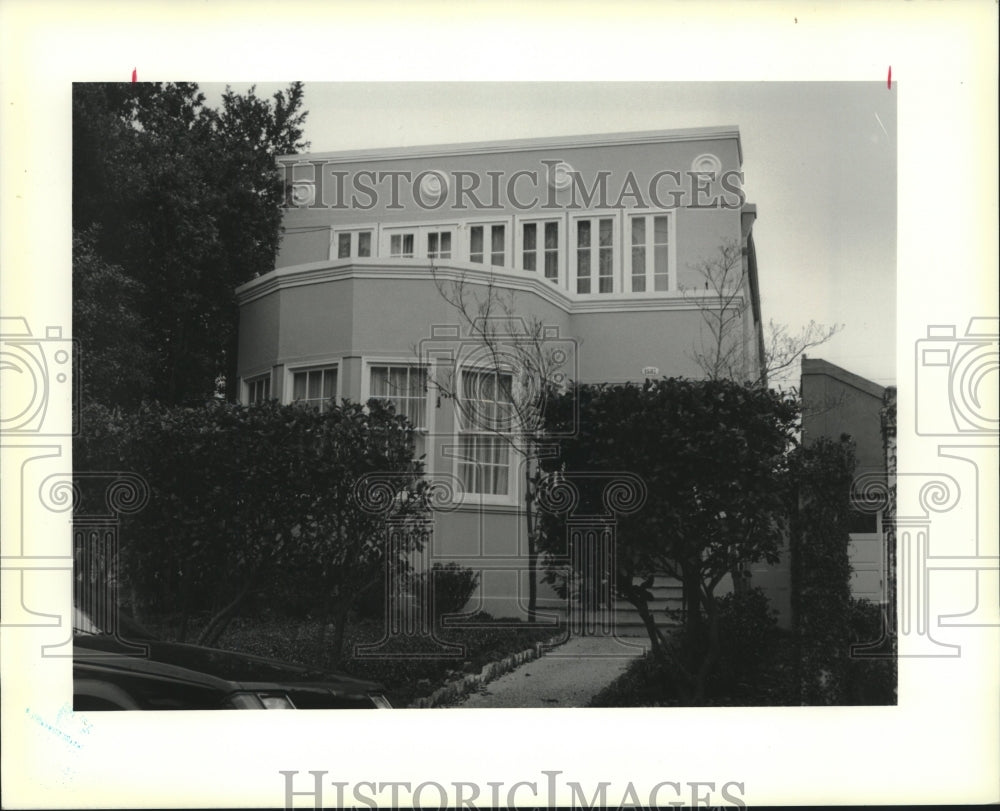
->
<box><xmin>235</xmin><ymin>126</ymin><xmax>765</xmax><ymax>621</ymax></box>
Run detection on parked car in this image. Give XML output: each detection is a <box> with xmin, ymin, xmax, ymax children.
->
<box><xmin>73</xmin><ymin>607</ymin><xmax>392</xmax><ymax>710</ymax></box>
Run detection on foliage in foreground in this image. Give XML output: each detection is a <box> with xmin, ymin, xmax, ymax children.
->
<box><xmin>540</xmin><ymin>377</ymin><xmax>799</xmax><ymax>704</ymax></box>
<box><xmin>590</xmin><ymin>594</ymin><xmax>896</xmax><ymax>707</ymax></box>
<box><xmin>75</xmin><ymin>398</ymin><xmax>426</xmax><ymax>664</ymax></box>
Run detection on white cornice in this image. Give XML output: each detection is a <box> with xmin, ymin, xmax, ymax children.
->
<box><xmin>276</xmin><ymin>126</ymin><xmax>744</xmax><ymax>167</ymax></box>
<box><xmin>235</xmin><ymin>260</ymin><xmax>740</xmax><ymax>314</ymax></box>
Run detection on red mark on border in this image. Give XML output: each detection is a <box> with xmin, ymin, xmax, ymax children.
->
<box><xmin>131</xmin><ymin>68</ymin><xmax>137</xmax><ymax>83</ymax></box>
<box><xmin>887</xmin><ymin>66</ymin><xmax>891</xmax><ymax>89</ymax></box>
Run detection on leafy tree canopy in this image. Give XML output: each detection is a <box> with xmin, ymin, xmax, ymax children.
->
<box><xmin>73</xmin><ymin>82</ymin><xmax>308</xmax><ymax>407</ymax></box>
<box><xmin>539</xmin><ymin>377</ymin><xmax>800</xmax><ymax>702</ymax></box>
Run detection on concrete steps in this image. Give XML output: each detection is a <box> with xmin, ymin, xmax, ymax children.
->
<box><xmin>611</xmin><ymin>576</ymin><xmax>684</xmax><ymax>637</ymax></box>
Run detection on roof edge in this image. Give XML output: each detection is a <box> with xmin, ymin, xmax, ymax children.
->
<box><xmin>276</xmin><ymin>126</ymin><xmax>744</xmax><ymax>165</ymax></box>
<box><xmin>801</xmin><ymin>358</ymin><xmax>886</xmax><ymax>400</ymax></box>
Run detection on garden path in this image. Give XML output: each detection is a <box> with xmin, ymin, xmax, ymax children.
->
<box><xmin>453</xmin><ymin>635</ymin><xmax>648</xmax><ymax>708</ymax></box>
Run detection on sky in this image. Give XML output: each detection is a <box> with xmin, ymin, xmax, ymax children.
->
<box><xmin>204</xmin><ymin>81</ymin><xmax>898</xmax><ymax>387</ymax></box>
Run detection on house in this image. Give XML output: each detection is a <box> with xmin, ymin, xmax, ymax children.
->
<box><xmin>753</xmin><ymin>357</ymin><xmax>895</xmax><ymax>628</ymax></box>
<box><xmin>235</xmin><ymin>126</ymin><xmax>765</xmax><ymax>621</ymax></box>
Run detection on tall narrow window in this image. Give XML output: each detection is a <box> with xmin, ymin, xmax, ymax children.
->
<box><xmin>357</xmin><ymin>231</ymin><xmax>372</xmax><ymax>257</ymax></box>
<box><xmin>543</xmin><ymin>221</ymin><xmax>559</xmax><ymax>281</ymax></box>
<box><xmin>337</xmin><ymin>233</ymin><xmax>352</xmax><ymax>259</ymax></box>
<box><xmin>470</xmin><ymin>226</ymin><xmax>484</xmax><ymax>263</ymax></box>
<box><xmin>522</xmin><ymin>223</ymin><xmax>538</xmax><ymax>271</ymax></box>
<box><xmin>457</xmin><ymin>370</ymin><xmax>513</xmax><ymax>496</ymax></box>
<box><xmin>522</xmin><ymin>221</ymin><xmax>559</xmax><ymax>282</ymax></box>
<box><xmin>576</xmin><ymin>217</ymin><xmax>614</xmax><ymax>294</ymax></box>
<box><xmin>576</xmin><ymin>220</ymin><xmax>591</xmax><ymax>294</ymax></box>
<box><xmin>490</xmin><ymin>225</ymin><xmax>505</xmax><ymax>266</ymax></box>
<box><xmin>370</xmin><ymin>365</ymin><xmax>428</xmax><ymax>465</ymax></box>
<box><xmin>291</xmin><ymin>367</ymin><xmax>337</xmax><ymax>412</ymax></box>
<box><xmin>598</xmin><ymin>218</ymin><xmax>613</xmax><ymax>293</ymax></box>
<box><xmin>629</xmin><ymin>213</ymin><xmax>672</xmax><ymax>292</ymax></box>
<box><xmin>631</xmin><ymin>217</ymin><xmax>646</xmax><ymax>292</ymax></box>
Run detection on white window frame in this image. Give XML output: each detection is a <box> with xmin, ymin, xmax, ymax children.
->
<box><xmin>463</xmin><ymin>218</ymin><xmax>511</xmax><ymax>269</ymax></box>
<box><xmin>451</xmin><ymin>363</ymin><xmax>520</xmax><ymax>504</ymax></box>
<box><xmin>515</xmin><ymin>215</ymin><xmax>564</xmax><ymax>286</ymax></box>
<box><xmin>381</xmin><ymin>223</ymin><xmax>460</xmax><ymax>261</ymax></box>
<box><xmin>284</xmin><ymin>361</ymin><xmax>341</xmax><ymax>413</ymax></box>
<box><xmin>626</xmin><ymin>209</ymin><xmax>677</xmax><ymax>293</ymax></box>
<box><xmin>569</xmin><ymin>211</ymin><xmax>620</xmax><ymax>295</ymax></box>
<box><xmin>362</xmin><ymin>358</ymin><xmax>435</xmax><ymax>474</ymax></box>
<box><xmin>243</xmin><ymin>372</ymin><xmax>272</xmax><ymax>405</ymax></box>
<box><xmin>331</xmin><ymin>226</ymin><xmax>376</xmax><ymax>260</ymax></box>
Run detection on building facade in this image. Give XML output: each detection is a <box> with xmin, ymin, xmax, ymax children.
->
<box><xmin>236</xmin><ymin>126</ymin><xmax>765</xmax><ymax>619</ymax></box>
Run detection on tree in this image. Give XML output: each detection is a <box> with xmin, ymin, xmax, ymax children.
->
<box><xmin>72</xmin><ymin>82</ymin><xmax>308</xmax><ymax>407</ymax></box>
<box><xmin>75</xmin><ymin>398</ymin><xmax>427</xmax><ymax>662</ymax></box>
<box><xmin>539</xmin><ymin>377</ymin><xmax>799</xmax><ymax>704</ymax></box>
<box><xmin>787</xmin><ymin>436</ymin><xmax>857</xmax><ymax>704</ymax></box>
<box><xmin>686</xmin><ymin>239</ymin><xmax>841</xmax><ymax>389</ymax></box>
<box><xmin>428</xmin><ymin>267</ymin><xmax>573</xmax><ymax>621</ymax></box>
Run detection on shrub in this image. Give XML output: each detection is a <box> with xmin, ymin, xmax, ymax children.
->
<box><xmin>844</xmin><ymin>598</ymin><xmax>897</xmax><ymax>705</ymax></box>
<box><xmin>709</xmin><ymin>587</ymin><xmax>780</xmax><ymax>695</ymax></box>
<box><xmin>416</xmin><ymin>563</ymin><xmax>480</xmax><ymax>620</ymax></box>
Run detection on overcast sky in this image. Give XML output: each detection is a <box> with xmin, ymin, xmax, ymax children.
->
<box><xmin>204</xmin><ymin>81</ymin><xmax>897</xmax><ymax>387</ymax></box>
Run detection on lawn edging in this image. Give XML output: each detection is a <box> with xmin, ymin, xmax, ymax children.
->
<box><xmin>408</xmin><ymin>634</ymin><xmax>567</xmax><ymax>708</ymax></box>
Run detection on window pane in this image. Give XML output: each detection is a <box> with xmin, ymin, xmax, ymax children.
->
<box><xmin>577</xmin><ymin>219</ymin><xmax>591</xmax><ymax>248</ymax></box>
<box><xmin>653</xmin><ymin>215</ymin><xmax>670</xmax><ymax>244</ymax></box>
<box><xmin>523</xmin><ymin>222</ymin><xmax>537</xmax><ymax>250</ymax></box>
<box><xmin>323</xmin><ymin>370</ymin><xmax>336</xmax><ymax>400</ymax></box>
<box><xmin>371</xmin><ymin>366</ymin><xmax>388</xmax><ymax>396</ymax></box>
<box><xmin>402</xmin><ymin>234</ymin><xmax>414</xmax><ymax>256</ymax></box>
<box><xmin>544</xmin><ymin>221</ymin><xmax>558</xmax><ymax>249</ymax></box>
<box><xmin>631</xmin><ymin>247</ymin><xmax>646</xmax><ymax>292</ymax></box>
<box><xmin>358</xmin><ymin>231</ymin><xmax>372</xmax><ymax>257</ymax></box>
<box><xmin>390</xmin><ymin>234</ymin><xmax>401</xmax><ymax>256</ymax></box>
<box><xmin>428</xmin><ymin>232</ymin><xmax>439</xmax><ymax>256</ymax></box>
<box><xmin>491</xmin><ymin>225</ymin><xmax>505</xmax><ymax>266</ymax></box>
<box><xmin>544</xmin><ymin>250</ymin><xmax>558</xmax><ymax>280</ymax></box>
<box><xmin>654</xmin><ymin>245</ymin><xmax>669</xmax><ymax>291</ymax></box>
<box><xmin>598</xmin><ymin>218</ymin><xmax>613</xmax><ymax>247</ymax></box>
<box><xmin>523</xmin><ymin>223</ymin><xmax>537</xmax><ymax>270</ymax></box>
<box><xmin>631</xmin><ymin>216</ymin><xmax>645</xmax><ymax>246</ymax></box>
<box><xmin>470</xmin><ymin>226</ymin><xmax>483</xmax><ymax>262</ymax></box>
<box><xmin>293</xmin><ymin>373</ymin><xmax>306</xmax><ymax>401</ymax></box>
<box><xmin>308</xmin><ymin>371</ymin><xmax>322</xmax><ymax>400</ymax></box>
<box><xmin>338</xmin><ymin>233</ymin><xmax>351</xmax><ymax>259</ymax></box>
<box><xmin>439</xmin><ymin>232</ymin><xmax>451</xmax><ymax>258</ymax></box>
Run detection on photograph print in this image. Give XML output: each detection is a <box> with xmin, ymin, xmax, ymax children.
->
<box><xmin>70</xmin><ymin>81</ymin><xmax>898</xmax><ymax>712</ymax></box>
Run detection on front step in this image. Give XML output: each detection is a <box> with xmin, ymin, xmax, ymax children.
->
<box><xmin>570</xmin><ymin>575</ymin><xmax>685</xmax><ymax>637</ymax></box>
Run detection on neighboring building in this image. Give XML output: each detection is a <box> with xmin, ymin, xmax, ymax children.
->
<box><xmin>236</xmin><ymin>126</ymin><xmax>765</xmax><ymax>618</ymax></box>
<box><xmin>802</xmin><ymin>357</ymin><xmax>891</xmax><ymax>606</ymax></box>
<box><xmin>752</xmin><ymin>358</ymin><xmax>894</xmax><ymax>628</ymax></box>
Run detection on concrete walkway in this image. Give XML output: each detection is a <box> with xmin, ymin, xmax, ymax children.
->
<box><xmin>454</xmin><ymin>635</ymin><xmax>648</xmax><ymax>708</ymax></box>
